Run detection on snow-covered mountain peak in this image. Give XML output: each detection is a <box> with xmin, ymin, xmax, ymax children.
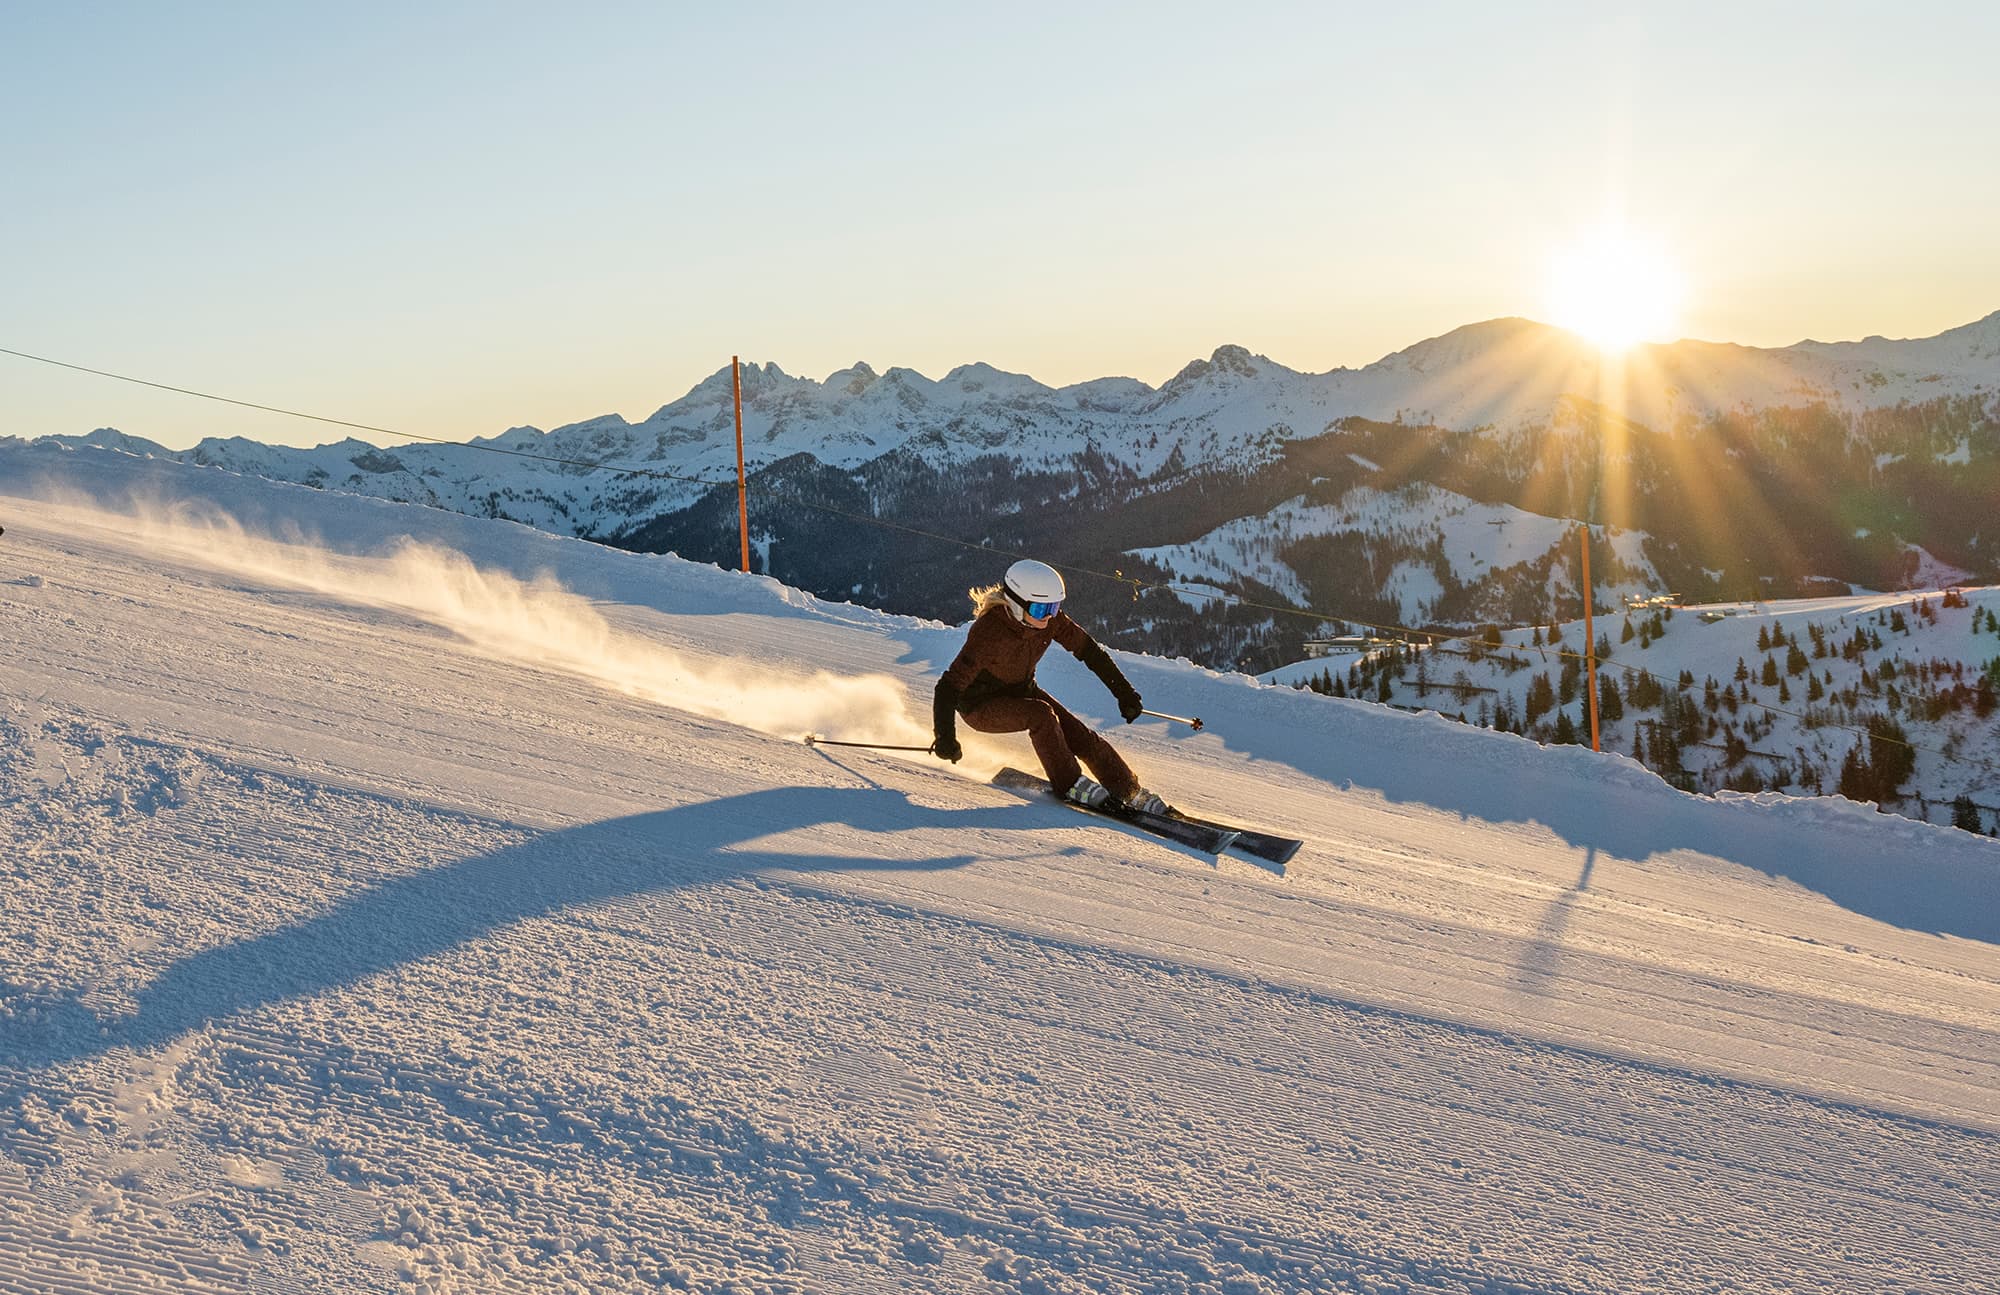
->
<box><xmin>1159</xmin><ymin>344</ymin><xmax>1272</xmax><ymax>394</ymax></box>
<box><xmin>551</xmin><ymin>413</ymin><xmax>635</xmax><ymax>438</ymax></box>
<box><xmin>646</xmin><ymin>359</ymin><xmax>794</xmax><ymax>420</ymax></box>
<box><xmin>77</xmin><ymin>427</ymin><xmax>170</xmax><ymax>455</ymax></box>
<box><xmin>1376</xmin><ymin>317</ymin><xmax>1578</xmax><ymax>375</ymax></box>
<box><xmin>469</xmin><ymin>425</ymin><xmax>551</xmax><ymax>451</ymax></box>
<box><xmin>825</xmin><ymin>361</ymin><xmax>879</xmax><ymax>396</ymax></box>
<box><xmin>874</xmin><ymin>366</ymin><xmax>938</xmax><ymax>393</ymax></box>
<box><xmin>1786</xmin><ymin>309</ymin><xmax>2000</xmax><ymax>379</ymax></box>
<box><xmin>1061</xmin><ymin>375</ymin><xmax>1154</xmax><ymax>412</ymax></box>
<box><xmin>941</xmin><ymin>361</ymin><xmax>1050</xmax><ymax>400</ymax></box>
<box><xmin>645</xmin><ymin>365</ymin><xmax>735</xmax><ymax>420</ymax></box>
<box><xmin>1207</xmin><ymin>344</ymin><xmax>1262</xmax><ymax>377</ymax></box>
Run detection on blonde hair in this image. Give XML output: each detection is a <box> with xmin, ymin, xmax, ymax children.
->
<box><xmin>968</xmin><ymin>582</ymin><xmax>1010</xmax><ymax>617</ymax></box>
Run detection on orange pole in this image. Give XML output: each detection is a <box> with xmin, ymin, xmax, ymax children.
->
<box><xmin>1580</xmin><ymin>523</ymin><xmax>1600</xmax><ymax>752</ymax></box>
<box><xmin>733</xmin><ymin>356</ymin><xmax>750</xmax><ymax>573</ymax></box>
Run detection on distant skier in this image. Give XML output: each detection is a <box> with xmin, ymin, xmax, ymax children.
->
<box><xmin>931</xmin><ymin>559</ymin><xmax>1165</xmax><ymax>812</ymax></box>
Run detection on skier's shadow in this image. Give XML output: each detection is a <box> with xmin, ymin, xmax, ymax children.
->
<box><xmin>8</xmin><ymin>786</ymin><xmax>1008</xmax><ymax>1070</ymax></box>
<box><xmin>1513</xmin><ymin>846</ymin><xmax>1596</xmax><ymax>997</ymax></box>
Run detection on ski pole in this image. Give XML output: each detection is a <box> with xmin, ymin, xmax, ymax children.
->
<box><xmin>1140</xmin><ymin>708</ymin><xmax>1205</xmax><ymax>731</ymax></box>
<box><xmin>802</xmin><ymin>734</ymin><xmax>937</xmax><ymax>752</ymax></box>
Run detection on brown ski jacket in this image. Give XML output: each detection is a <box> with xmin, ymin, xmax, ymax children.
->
<box><xmin>934</xmin><ymin>607</ymin><xmax>1137</xmax><ymax>741</ymax></box>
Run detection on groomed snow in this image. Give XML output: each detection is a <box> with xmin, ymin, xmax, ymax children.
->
<box><xmin>2</xmin><ymin>447</ymin><xmax>1997</xmax><ymax>1294</ymax></box>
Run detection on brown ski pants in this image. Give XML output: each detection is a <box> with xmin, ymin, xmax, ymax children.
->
<box><xmin>960</xmin><ymin>691</ymin><xmax>1137</xmax><ymax>800</ymax></box>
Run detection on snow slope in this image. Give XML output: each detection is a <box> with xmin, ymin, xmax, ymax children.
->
<box><xmin>1133</xmin><ymin>482</ymin><xmax>1662</xmax><ymax>624</ymax></box>
<box><xmin>2</xmin><ymin>450</ymin><xmax>1997</xmax><ymax>1294</ymax></box>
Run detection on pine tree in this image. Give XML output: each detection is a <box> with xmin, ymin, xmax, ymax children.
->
<box><xmin>1952</xmin><ymin>795</ymin><xmax>1983</xmax><ymax>833</ymax></box>
<box><xmin>1525</xmin><ymin>672</ymin><xmax>1556</xmax><ymax>726</ymax></box>
<box><xmin>1866</xmin><ymin>714</ymin><xmax>1916</xmax><ymax>797</ymax></box>
<box><xmin>1837</xmin><ymin>745</ymin><xmax>1873</xmax><ymax>802</ymax></box>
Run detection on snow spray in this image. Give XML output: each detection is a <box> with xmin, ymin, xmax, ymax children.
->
<box><xmin>41</xmin><ymin>491</ymin><xmax>932</xmax><ymax>750</ymax></box>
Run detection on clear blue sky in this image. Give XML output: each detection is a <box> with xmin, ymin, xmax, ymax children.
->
<box><xmin>5</xmin><ymin>1</ymin><xmax>1997</xmax><ymax>448</ymax></box>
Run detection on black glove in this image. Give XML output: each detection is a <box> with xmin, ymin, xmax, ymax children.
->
<box><xmin>933</xmin><ymin>733</ymin><xmax>962</xmax><ymax>762</ymax></box>
<box><xmin>1117</xmin><ymin>692</ymin><xmax>1144</xmax><ymax>724</ymax></box>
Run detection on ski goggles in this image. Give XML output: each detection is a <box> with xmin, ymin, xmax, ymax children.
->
<box><xmin>1007</xmin><ymin>587</ymin><xmax>1063</xmax><ymax>620</ymax></box>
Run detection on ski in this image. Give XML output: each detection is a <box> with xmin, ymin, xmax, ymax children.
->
<box><xmin>990</xmin><ymin>767</ymin><xmax>1239</xmax><ymax>856</ymax></box>
<box><xmin>1163</xmin><ymin>809</ymin><xmax>1302</xmax><ymax>867</ymax></box>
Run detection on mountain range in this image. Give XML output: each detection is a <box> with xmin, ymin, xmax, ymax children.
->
<box><xmin>19</xmin><ymin>311</ymin><xmax>2000</xmax><ymax>672</ymax></box>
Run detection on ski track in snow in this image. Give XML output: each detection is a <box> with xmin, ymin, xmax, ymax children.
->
<box><xmin>2</xmin><ymin>480</ymin><xmax>1998</xmax><ymax>1294</ymax></box>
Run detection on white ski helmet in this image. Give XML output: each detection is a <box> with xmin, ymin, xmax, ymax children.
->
<box><xmin>1002</xmin><ymin>559</ymin><xmax>1067</xmax><ymax>622</ymax></box>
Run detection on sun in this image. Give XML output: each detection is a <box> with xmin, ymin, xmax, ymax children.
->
<box><xmin>1545</xmin><ymin>227</ymin><xmax>1685</xmax><ymax>353</ymax></box>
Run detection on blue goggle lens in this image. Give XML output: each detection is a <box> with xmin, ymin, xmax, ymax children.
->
<box><xmin>1026</xmin><ymin>599</ymin><xmax>1061</xmax><ymax>619</ymax></box>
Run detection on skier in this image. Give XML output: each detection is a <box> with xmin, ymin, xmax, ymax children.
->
<box><xmin>931</xmin><ymin>559</ymin><xmax>1165</xmax><ymax>813</ymax></box>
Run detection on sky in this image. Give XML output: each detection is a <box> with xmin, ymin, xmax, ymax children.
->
<box><xmin>4</xmin><ymin>1</ymin><xmax>1998</xmax><ymax>450</ymax></box>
